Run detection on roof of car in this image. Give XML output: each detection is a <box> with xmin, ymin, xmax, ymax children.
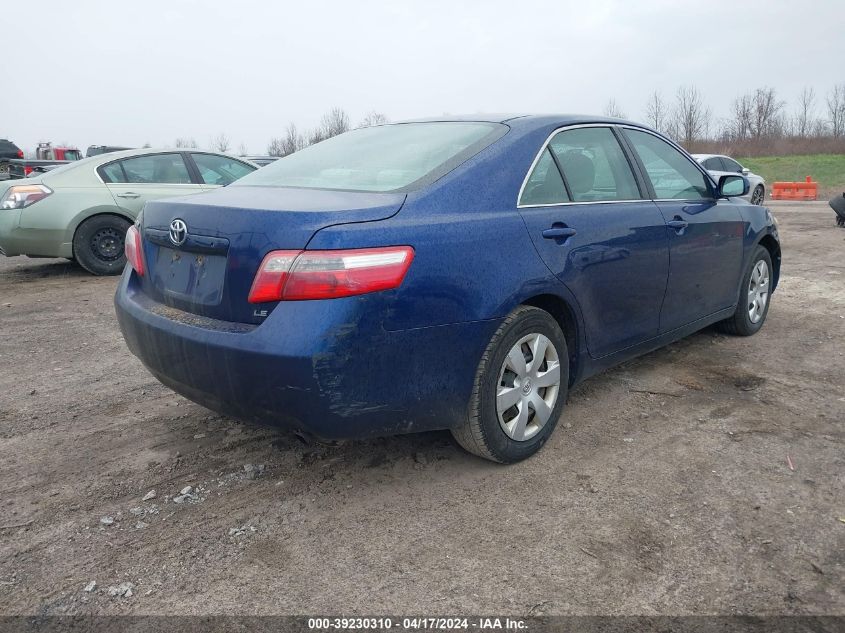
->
<box><xmin>395</xmin><ymin>113</ymin><xmax>646</xmax><ymax>128</ymax></box>
<box><xmin>691</xmin><ymin>154</ymin><xmax>721</xmax><ymax>160</ymax></box>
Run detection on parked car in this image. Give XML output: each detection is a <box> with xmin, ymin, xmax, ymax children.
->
<box><xmin>7</xmin><ymin>142</ymin><xmax>83</xmax><ymax>179</ymax></box>
<box><xmin>0</xmin><ymin>148</ymin><xmax>256</xmax><ymax>274</ymax></box>
<box><xmin>692</xmin><ymin>154</ymin><xmax>766</xmax><ymax>205</ymax></box>
<box><xmin>0</xmin><ymin>139</ymin><xmax>24</xmax><ymax>181</ymax></box>
<box><xmin>87</xmin><ymin>145</ymin><xmax>133</xmax><ymax>158</ymax></box>
<box><xmin>115</xmin><ymin>116</ymin><xmax>780</xmax><ymax>463</ymax></box>
<box><xmin>243</xmin><ymin>155</ymin><xmax>281</xmax><ymax>167</ymax></box>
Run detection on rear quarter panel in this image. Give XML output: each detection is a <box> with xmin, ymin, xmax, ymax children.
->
<box><xmin>306</xmin><ymin>122</ymin><xmax>577</xmax><ymax>332</ymax></box>
<box><xmin>17</xmin><ymin>187</ymin><xmax>130</xmax><ymax>257</ymax></box>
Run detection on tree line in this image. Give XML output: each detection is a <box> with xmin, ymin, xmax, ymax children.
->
<box><xmin>610</xmin><ymin>83</ymin><xmax>845</xmax><ymax>156</ymax></box>
<box><xmin>172</xmin><ymin>107</ymin><xmax>388</xmax><ymax>157</ymax></box>
<box><xmin>173</xmin><ymin>84</ymin><xmax>845</xmax><ymax>159</ymax></box>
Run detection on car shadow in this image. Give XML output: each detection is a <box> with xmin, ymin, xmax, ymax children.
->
<box><xmin>0</xmin><ymin>256</ymin><xmax>94</xmax><ymax>282</ymax></box>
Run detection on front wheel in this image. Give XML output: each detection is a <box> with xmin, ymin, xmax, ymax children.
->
<box><xmin>72</xmin><ymin>215</ymin><xmax>132</xmax><ymax>276</ymax></box>
<box><xmin>750</xmin><ymin>185</ymin><xmax>765</xmax><ymax>205</ymax></box>
<box><xmin>452</xmin><ymin>306</ymin><xmax>569</xmax><ymax>463</ymax></box>
<box><xmin>717</xmin><ymin>246</ymin><xmax>773</xmax><ymax>336</ymax></box>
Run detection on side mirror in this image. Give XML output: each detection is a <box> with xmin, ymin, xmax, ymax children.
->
<box><xmin>741</xmin><ymin>167</ymin><xmax>750</xmax><ymax>175</ymax></box>
<box><xmin>719</xmin><ymin>174</ymin><xmax>749</xmax><ymax>198</ymax></box>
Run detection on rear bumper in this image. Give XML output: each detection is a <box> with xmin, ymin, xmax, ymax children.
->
<box><xmin>115</xmin><ymin>268</ymin><xmax>500</xmax><ymax>439</ymax></box>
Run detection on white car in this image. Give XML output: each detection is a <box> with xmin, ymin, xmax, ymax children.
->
<box><xmin>692</xmin><ymin>154</ymin><xmax>766</xmax><ymax>205</ymax></box>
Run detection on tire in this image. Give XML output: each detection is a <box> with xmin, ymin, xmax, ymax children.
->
<box><xmin>72</xmin><ymin>215</ymin><xmax>132</xmax><ymax>276</ymax></box>
<box><xmin>716</xmin><ymin>246</ymin><xmax>773</xmax><ymax>336</ymax></box>
<box><xmin>750</xmin><ymin>185</ymin><xmax>765</xmax><ymax>205</ymax></box>
<box><xmin>452</xmin><ymin>306</ymin><xmax>569</xmax><ymax>463</ymax></box>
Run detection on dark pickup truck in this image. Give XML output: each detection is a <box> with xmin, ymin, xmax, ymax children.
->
<box><xmin>0</xmin><ymin>139</ymin><xmax>24</xmax><ymax>180</ymax></box>
<box><xmin>6</xmin><ymin>142</ymin><xmax>82</xmax><ymax>179</ymax></box>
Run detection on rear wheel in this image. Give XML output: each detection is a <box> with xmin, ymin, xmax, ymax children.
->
<box><xmin>717</xmin><ymin>246</ymin><xmax>772</xmax><ymax>336</ymax></box>
<box><xmin>72</xmin><ymin>215</ymin><xmax>131</xmax><ymax>276</ymax></box>
<box><xmin>452</xmin><ymin>306</ymin><xmax>569</xmax><ymax>463</ymax></box>
<box><xmin>750</xmin><ymin>185</ymin><xmax>765</xmax><ymax>205</ymax></box>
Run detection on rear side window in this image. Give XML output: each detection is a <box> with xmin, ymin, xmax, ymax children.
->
<box><xmin>110</xmin><ymin>153</ymin><xmax>193</xmax><ymax>184</ymax></box>
<box><xmin>721</xmin><ymin>157</ymin><xmax>743</xmax><ymax>173</ymax></box>
<box><xmin>547</xmin><ymin>127</ymin><xmax>641</xmax><ymax>202</ymax></box>
<box><xmin>519</xmin><ymin>148</ymin><xmax>569</xmax><ymax>206</ymax></box>
<box><xmin>625</xmin><ymin>129</ymin><xmax>712</xmax><ymax>200</ymax></box>
<box><xmin>191</xmin><ymin>153</ymin><xmax>255</xmax><ymax>185</ymax></box>
<box><xmin>100</xmin><ymin>162</ymin><xmax>126</xmax><ymax>183</ymax></box>
<box><xmin>703</xmin><ymin>157</ymin><xmax>722</xmax><ymax>170</ymax></box>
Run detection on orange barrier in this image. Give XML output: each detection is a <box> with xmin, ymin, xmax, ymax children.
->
<box><xmin>771</xmin><ymin>176</ymin><xmax>818</xmax><ymax>201</ymax></box>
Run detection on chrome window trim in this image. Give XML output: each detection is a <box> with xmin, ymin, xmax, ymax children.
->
<box><xmin>95</xmin><ymin>151</ymin><xmax>194</xmax><ymax>187</ymax></box>
<box><xmin>516</xmin><ymin>123</ymin><xmax>647</xmax><ymax>209</ymax></box>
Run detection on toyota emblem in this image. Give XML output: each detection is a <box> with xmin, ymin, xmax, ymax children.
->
<box><xmin>169</xmin><ymin>219</ymin><xmax>187</xmax><ymax>246</ymax></box>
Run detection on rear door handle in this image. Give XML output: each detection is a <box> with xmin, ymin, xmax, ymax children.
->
<box><xmin>116</xmin><ymin>192</ymin><xmax>140</xmax><ymax>199</ymax></box>
<box><xmin>666</xmin><ymin>219</ymin><xmax>689</xmax><ymax>231</ymax></box>
<box><xmin>542</xmin><ymin>227</ymin><xmax>577</xmax><ymax>240</ymax></box>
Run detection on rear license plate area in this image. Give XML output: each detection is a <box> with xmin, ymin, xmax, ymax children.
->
<box><xmin>153</xmin><ymin>247</ymin><xmax>227</xmax><ymax>305</ymax></box>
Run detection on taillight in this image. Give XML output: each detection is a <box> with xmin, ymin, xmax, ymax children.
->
<box><xmin>248</xmin><ymin>246</ymin><xmax>414</xmax><ymax>303</ymax></box>
<box><xmin>125</xmin><ymin>225</ymin><xmax>144</xmax><ymax>276</ymax></box>
<box><xmin>16</xmin><ymin>150</ymin><xmax>23</xmax><ymax>158</ymax></box>
<box><xmin>1</xmin><ymin>184</ymin><xmax>52</xmax><ymax>209</ymax></box>
<box><xmin>23</xmin><ymin>166</ymin><xmax>33</xmax><ymax>176</ymax></box>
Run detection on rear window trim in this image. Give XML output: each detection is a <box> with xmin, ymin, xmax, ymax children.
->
<box><xmin>232</xmin><ymin>122</ymin><xmax>509</xmax><ymax>195</ymax></box>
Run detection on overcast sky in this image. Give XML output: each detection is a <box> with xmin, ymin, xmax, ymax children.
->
<box><xmin>2</xmin><ymin>0</ymin><xmax>842</xmax><ymax>154</ymax></box>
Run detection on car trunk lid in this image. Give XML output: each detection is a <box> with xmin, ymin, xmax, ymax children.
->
<box><xmin>137</xmin><ymin>186</ymin><xmax>405</xmax><ymax>324</ymax></box>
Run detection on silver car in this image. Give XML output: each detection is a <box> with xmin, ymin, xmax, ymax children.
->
<box><xmin>692</xmin><ymin>154</ymin><xmax>766</xmax><ymax>205</ymax></box>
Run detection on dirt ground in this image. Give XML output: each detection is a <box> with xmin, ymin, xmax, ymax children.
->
<box><xmin>0</xmin><ymin>201</ymin><xmax>842</xmax><ymax>617</ymax></box>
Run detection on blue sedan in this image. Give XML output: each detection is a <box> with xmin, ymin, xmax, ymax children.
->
<box><xmin>115</xmin><ymin>115</ymin><xmax>780</xmax><ymax>463</ymax></box>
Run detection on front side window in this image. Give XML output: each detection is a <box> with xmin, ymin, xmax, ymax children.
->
<box><xmin>625</xmin><ymin>129</ymin><xmax>712</xmax><ymax>200</ymax></box>
<box><xmin>233</xmin><ymin>122</ymin><xmax>505</xmax><ymax>192</ymax></box>
<box><xmin>519</xmin><ymin>148</ymin><xmax>569</xmax><ymax>206</ymax></box>
<box><xmin>192</xmin><ymin>153</ymin><xmax>255</xmax><ymax>186</ymax></box>
<box><xmin>547</xmin><ymin>127</ymin><xmax>640</xmax><ymax>202</ymax></box>
<box><xmin>118</xmin><ymin>153</ymin><xmax>192</xmax><ymax>184</ymax></box>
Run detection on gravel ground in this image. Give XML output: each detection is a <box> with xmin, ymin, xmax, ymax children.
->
<box><xmin>0</xmin><ymin>201</ymin><xmax>842</xmax><ymax>616</ymax></box>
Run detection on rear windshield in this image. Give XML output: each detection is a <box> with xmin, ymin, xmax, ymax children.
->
<box><xmin>233</xmin><ymin>122</ymin><xmax>506</xmax><ymax>192</ymax></box>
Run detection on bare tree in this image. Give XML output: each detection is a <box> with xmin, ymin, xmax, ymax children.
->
<box><xmin>358</xmin><ymin>111</ymin><xmax>389</xmax><ymax>128</ymax></box>
<box><xmin>237</xmin><ymin>142</ymin><xmax>248</xmax><ymax>156</ymax></box>
<box><xmin>282</xmin><ymin>123</ymin><xmax>304</xmax><ymax>155</ymax></box>
<box><xmin>645</xmin><ymin>91</ymin><xmax>668</xmax><ymax>133</ymax></box>
<box><xmin>794</xmin><ymin>87</ymin><xmax>816</xmax><ymax>138</ymax></box>
<box><xmin>749</xmin><ymin>87</ymin><xmax>785</xmax><ymax>139</ymax></box>
<box><xmin>670</xmin><ymin>85</ymin><xmax>711</xmax><ymax>146</ymax></box>
<box><xmin>174</xmin><ymin>137</ymin><xmax>198</xmax><ymax>148</ymax></box>
<box><xmin>267</xmin><ymin>123</ymin><xmax>305</xmax><ymax>157</ymax></box>
<box><xmin>212</xmin><ymin>133</ymin><xmax>230</xmax><ymax>153</ymax></box>
<box><xmin>603</xmin><ymin>98</ymin><xmax>625</xmax><ymax>119</ymax></box>
<box><xmin>319</xmin><ymin>107</ymin><xmax>350</xmax><ymax>140</ymax></box>
<box><xmin>266</xmin><ymin>137</ymin><xmax>284</xmax><ymax>157</ymax></box>
<box><xmin>728</xmin><ymin>93</ymin><xmax>753</xmax><ymax>140</ymax></box>
<box><xmin>827</xmin><ymin>84</ymin><xmax>845</xmax><ymax>138</ymax></box>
